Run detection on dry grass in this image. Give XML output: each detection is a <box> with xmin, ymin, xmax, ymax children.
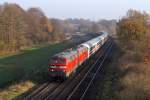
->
<box><xmin>96</xmin><ymin>44</ymin><xmax>150</xmax><ymax>100</ymax></box>
<box><xmin>118</xmin><ymin>53</ymin><xmax>150</xmax><ymax>100</ymax></box>
<box><xmin>0</xmin><ymin>51</ymin><xmax>17</xmax><ymax>57</ymax></box>
<box><xmin>0</xmin><ymin>81</ymin><xmax>35</xmax><ymax>100</ymax></box>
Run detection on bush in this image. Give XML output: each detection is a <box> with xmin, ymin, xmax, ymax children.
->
<box><xmin>117</xmin><ymin>9</ymin><xmax>150</xmax><ymax>62</ymax></box>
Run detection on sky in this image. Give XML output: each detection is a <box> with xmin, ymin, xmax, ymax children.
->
<box><xmin>0</xmin><ymin>0</ymin><xmax>150</xmax><ymax>20</ymax></box>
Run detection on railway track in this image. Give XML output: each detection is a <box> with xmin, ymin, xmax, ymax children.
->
<box><xmin>48</xmin><ymin>38</ymin><xmax>113</xmax><ymax>100</ymax></box>
<box><xmin>21</xmin><ymin>38</ymin><xmax>112</xmax><ymax>100</ymax></box>
<box><xmin>66</xmin><ymin>40</ymin><xmax>113</xmax><ymax>100</ymax></box>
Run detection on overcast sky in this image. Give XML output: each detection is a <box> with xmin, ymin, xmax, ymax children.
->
<box><xmin>0</xmin><ymin>0</ymin><xmax>150</xmax><ymax>20</ymax></box>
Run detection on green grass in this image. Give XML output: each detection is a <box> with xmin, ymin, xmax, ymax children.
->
<box><xmin>0</xmin><ymin>42</ymin><xmax>72</xmax><ymax>87</ymax></box>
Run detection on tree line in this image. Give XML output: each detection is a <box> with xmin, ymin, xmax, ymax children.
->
<box><xmin>0</xmin><ymin>3</ymin><xmax>116</xmax><ymax>55</ymax></box>
<box><xmin>0</xmin><ymin>3</ymin><xmax>67</xmax><ymax>54</ymax></box>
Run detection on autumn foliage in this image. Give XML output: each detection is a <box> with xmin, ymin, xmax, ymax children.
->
<box><xmin>0</xmin><ymin>3</ymin><xmax>65</xmax><ymax>55</ymax></box>
<box><xmin>0</xmin><ymin>3</ymin><xmax>117</xmax><ymax>55</ymax></box>
<box><xmin>117</xmin><ymin>9</ymin><xmax>150</xmax><ymax>62</ymax></box>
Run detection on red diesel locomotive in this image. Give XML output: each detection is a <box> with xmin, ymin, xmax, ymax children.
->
<box><xmin>48</xmin><ymin>32</ymin><xmax>108</xmax><ymax>79</ymax></box>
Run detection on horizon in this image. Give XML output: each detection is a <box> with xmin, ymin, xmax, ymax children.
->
<box><xmin>0</xmin><ymin>0</ymin><xmax>150</xmax><ymax>21</ymax></box>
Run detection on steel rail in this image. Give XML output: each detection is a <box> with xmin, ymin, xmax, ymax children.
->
<box><xmin>80</xmin><ymin>42</ymin><xmax>113</xmax><ymax>100</ymax></box>
<box><xmin>66</xmin><ymin>40</ymin><xmax>112</xmax><ymax>100</ymax></box>
<box><xmin>45</xmin><ymin>39</ymin><xmax>112</xmax><ymax>100</ymax></box>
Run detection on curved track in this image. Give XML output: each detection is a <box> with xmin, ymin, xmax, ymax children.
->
<box><xmin>22</xmin><ymin>38</ymin><xmax>112</xmax><ymax>100</ymax></box>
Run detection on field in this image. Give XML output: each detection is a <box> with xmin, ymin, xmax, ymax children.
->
<box><xmin>0</xmin><ymin>33</ymin><xmax>97</xmax><ymax>99</ymax></box>
<box><xmin>0</xmin><ymin>41</ymin><xmax>72</xmax><ymax>88</ymax></box>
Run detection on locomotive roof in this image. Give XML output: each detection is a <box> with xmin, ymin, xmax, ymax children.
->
<box><xmin>53</xmin><ymin>47</ymin><xmax>77</xmax><ymax>59</ymax></box>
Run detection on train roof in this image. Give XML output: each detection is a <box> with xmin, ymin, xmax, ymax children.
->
<box><xmin>53</xmin><ymin>47</ymin><xmax>77</xmax><ymax>59</ymax></box>
<box><xmin>81</xmin><ymin>35</ymin><xmax>102</xmax><ymax>47</ymax></box>
<box><xmin>52</xmin><ymin>31</ymin><xmax>108</xmax><ymax>59</ymax></box>
<box><xmin>81</xmin><ymin>31</ymin><xmax>108</xmax><ymax>48</ymax></box>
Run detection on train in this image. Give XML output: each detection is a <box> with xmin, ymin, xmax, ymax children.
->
<box><xmin>48</xmin><ymin>32</ymin><xmax>109</xmax><ymax>79</ymax></box>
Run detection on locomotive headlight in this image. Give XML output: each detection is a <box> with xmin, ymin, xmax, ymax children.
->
<box><xmin>48</xmin><ymin>68</ymin><xmax>54</xmax><ymax>72</ymax></box>
<box><xmin>63</xmin><ymin>70</ymin><xmax>66</xmax><ymax>72</ymax></box>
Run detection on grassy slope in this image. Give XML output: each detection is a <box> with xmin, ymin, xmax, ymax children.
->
<box><xmin>0</xmin><ymin>42</ymin><xmax>72</xmax><ymax>87</ymax></box>
<box><xmin>96</xmin><ymin>42</ymin><xmax>150</xmax><ymax>100</ymax></box>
